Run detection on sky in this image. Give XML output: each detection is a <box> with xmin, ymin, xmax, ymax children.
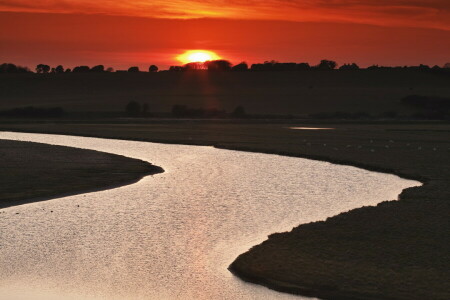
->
<box><xmin>1</xmin><ymin>0</ymin><xmax>450</xmax><ymax>70</ymax></box>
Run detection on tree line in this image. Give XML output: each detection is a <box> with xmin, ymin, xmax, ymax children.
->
<box><xmin>33</xmin><ymin>64</ymin><xmax>159</xmax><ymax>73</ymax></box>
<box><xmin>169</xmin><ymin>60</ymin><xmax>450</xmax><ymax>72</ymax></box>
<box><xmin>0</xmin><ymin>63</ymin><xmax>159</xmax><ymax>74</ymax></box>
<box><xmin>1</xmin><ymin>60</ymin><xmax>450</xmax><ymax>74</ymax></box>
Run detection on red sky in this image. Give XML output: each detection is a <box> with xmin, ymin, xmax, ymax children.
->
<box><xmin>1</xmin><ymin>1</ymin><xmax>450</xmax><ymax>70</ymax></box>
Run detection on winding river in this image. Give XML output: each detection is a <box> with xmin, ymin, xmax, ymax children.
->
<box><xmin>0</xmin><ymin>132</ymin><xmax>421</xmax><ymax>300</ymax></box>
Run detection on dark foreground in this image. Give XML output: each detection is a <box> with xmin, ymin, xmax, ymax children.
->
<box><xmin>0</xmin><ymin>139</ymin><xmax>163</xmax><ymax>209</ymax></box>
<box><xmin>1</xmin><ymin>120</ymin><xmax>449</xmax><ymax>299</ymax></box>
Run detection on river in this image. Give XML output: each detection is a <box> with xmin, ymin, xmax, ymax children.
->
<box><xmin>0</xmin><ymin>132</ymin><xmax>421</xmax><ymax>300</ymax></box>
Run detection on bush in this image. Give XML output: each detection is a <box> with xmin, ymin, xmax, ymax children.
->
<box><xmin>36</xmin><ymin>64</ymin><xmax>50</xmax><ymax>73</ymax></box>
<box><xmin>91</xmin><ymin>65</ymin><xmax>105</xmax><ymax>72</ymax></box>
<box><xmin>55</xmin><ymin>65</ymin><xmax>65</xmax><ymax>73</ymax></box>
<box><xmin>0</xmin><ymin>63</ymin><xmax>30</xmax><ymax>73</ymax></box>
<box><xmin>73</xmin><ymin>66</ymin><xmax>90</xmax><ymax>73</ymax></box>
<box><xmin>205</xmin><ymin>60</ymin><xmax>232</xmax><ymax>71</ymax></box>
<box><xmin>339</xmin><ymin>63</ymin><xmax>360</xmax><ymax>70</ymax></box>
<box><xmin>125</xmin><ymin>101</ymin><xmax>141</xmax><ymax>117</ymax></box>
<box><xmin>316</xmin><ymin>60</ymin><xmax>338</xmax><ymax>70</ymax></box>
<box><xmin>128</xmin><ymin>67</ymin><xmax>140</xmax><ymax>73</ymax></box>
<box><xmin>231</xmin><ymin>106</ymin><xmax>247</xmax><ymax>118</ymax></box>
<box><xmin>232</xmin><ymin>62</ymin><xmax>249</xmax><ymax>72</ymax></box>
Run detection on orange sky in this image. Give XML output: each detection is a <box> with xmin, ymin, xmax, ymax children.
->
<box><xmin>1</xmin><ymin>1</ymin><xmax>450</xmax><ymax>69</ymax></box>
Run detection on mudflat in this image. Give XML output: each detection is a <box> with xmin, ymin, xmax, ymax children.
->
<box><xmin>1</xmin><ymin>120</ymin><xmax>449</xmax><ymax>299</ymax></box>
<box><xmin>0</xmin><ymin>139</ymin><xmax>163</xmax><ymax>209</ymax></box>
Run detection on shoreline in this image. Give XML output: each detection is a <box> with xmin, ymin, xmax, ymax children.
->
<box><xmin>0</xmin><ymin>124</ymin><xmax>448</xmax><ymax>299</ymax></box>
<box><xmin>0</xmin><ymin>128</ymin><xmax>429</xmax><ymax>182</ymax></box>
<box><xmin>0</xmin><ymin>170</ymin><xmax>163</xmax><ymax>210</ymax></box>
<box><xmin>0</xmin><ymin>138</ymin><xmax>164</xmax><ymax>209</ymax></box>
<box><xmin>227</xmin><ymin>265</ymin><xmax>384</xmax><ymax>300</ymax></box>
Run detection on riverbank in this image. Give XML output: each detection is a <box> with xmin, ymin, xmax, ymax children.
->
<box><xmin>0</xmin><ymin>139</ymin><xmax>163</xmax><ymax>209</ymax></box>
<box><xmin>1</xmin><ymin>121</ymin><xmax>449</xmax><ymax>299</ymax></box>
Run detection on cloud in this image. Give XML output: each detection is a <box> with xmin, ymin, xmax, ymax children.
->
<box><xmin>1</xmin><ymin>0</ymin><xmax>449</xmax><ymax>30</ymax></box>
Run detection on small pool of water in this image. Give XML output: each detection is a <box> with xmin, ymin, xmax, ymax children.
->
<box><xmin>289</xmin><ymin>127</ymin><xmax>335</xmax><ymax>130</ymax></box>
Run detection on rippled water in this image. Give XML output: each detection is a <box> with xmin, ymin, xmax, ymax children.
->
<box><xmin>0</xmin><ymin>132</ymin><xmax>421</xmax><ymax>300</ymax></box>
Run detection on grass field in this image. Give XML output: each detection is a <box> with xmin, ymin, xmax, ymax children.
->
<box><xmin>1</xmin><ymin>119</ymin><xmax>449</xmax><ymax>299</ymax></box>
<box><xmin>0</xmin><ymin>139</ymin><xmax>163</xmax><ymax>209</ymax></box>
<box><xmin>1</xmin><ymin>70</ymin><xmax>450</xmax><ymax>116</ymax></box>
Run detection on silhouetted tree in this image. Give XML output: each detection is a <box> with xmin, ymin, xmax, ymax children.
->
<box><xmin>0</xmin><ymin>63</ymin><xmax>29</xmax><ymax>73</ymax></box>
<box><xmin>55</xmin><ymin>65</ymin><xmax>64</xmax><ymax>73</ymax></box>
<box><xmin>106</xmin><ymin>67</ymin><xmax>114</xmax><ymax>72</ymax></box>
<box><xmin>407</xmin><ymin>64</ymin><xmax>430</xmax><ymax>71</ymax></box>
<box><xmin>169</xmin><ymin>66</ymin><xmax>184</xmax><ymax>72</ymax></box>
<box><xmin>73</xmin><ymin>66</ymin><xmax>90</xmax><ymax>72</ymax></box>
<box><xmin>0</xmin><ymin>63</ymin><xmax>14</xmax><ymax>73</ymax></box>
<box><xmin>149</xmin><ymin>65</ymin><xmax>158</xmax><ymax>72</ymax></box>
<box><xmin>126</xmin><ymin>101</ymin><xmax>141</xmax><ymax>117</ymax></box>
<box><xmin>205</xmin><ymin>60</ymin><xmax>232</xmax><ymax>71</ymax></box>
<box><xmin>65</xmin><ymin>68</ymin><xmax>72</xmax><ymax>73</ymax></box>
<box><xmin>277</xmin><ymin>63</ymin><xmax>297</xmax><ymax>71</ymax></box>
<box><xmin>250</xmin><ymin>61</ymin><xmax>297</xmax><ymax>71</ymax></box>
<box><xmin>36</xmin><ymin>64</ymin><xmax>50</xmax><ymax>73</ymax></box>
<box><xmin>184</xmin><ymin>62</ymin><xmax>204</xmax><ymax>71</ymax></box>
<box><xmin>250</xmin><ymin>63</ymin><xmax>263</xmax><ymax>71</ymax></box>
<box><xmin>231</xmin><ymin>62</ymin><xmax>249</xmax><ymax>72</ymax></box>
<box><xmin>91</xmin><ymin>65</ymin><xmax>105</xmax><ymax>72</ymax></box>
<box><xmin>368</xmin><ymin>65</ymin><xmax>396</xmax><ymax>70</ymax></box>
<box><xmin>128</xmin><ymin>66</ymin><xmax>140</xmax><ymax>72</ymax></box>
<box><xmin>231</xmin><ymin>106</ymin><xmax>247</xmax><ymax>118</ymax></box>
<box><xmin>251</xmin><ymin>61</ymin><xmax>277</xmax><ymax>71</ymax></box>
<box><xmin>317</xmin><ymin>60</ymin><xmax>337</xmax><ymax>70</ymax></box>
<box><xmin>443</xmin><ymin>63</ymin><xmax>450</xmax><ymax>69</ymax></box>
<box><xmin>297</xmin><ymin>63</ymin><xmax>311</xmax><ymax>70</ymax></box>
<box><xmin>339</xmin><ymin>63</ymin><xmax>360</xmax><ymax>70</ymax></box>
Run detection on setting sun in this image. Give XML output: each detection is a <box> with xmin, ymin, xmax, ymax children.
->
<box><xmin>177</xmin><ymin>50</ymin><xmax>221</xmax><ymax>64</ymax></box>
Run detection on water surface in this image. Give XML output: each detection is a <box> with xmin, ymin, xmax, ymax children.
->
<box><xmin>0</xmin><ymin>132</ymin><xmax>420</xmax><ymax>300</ymax></box>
